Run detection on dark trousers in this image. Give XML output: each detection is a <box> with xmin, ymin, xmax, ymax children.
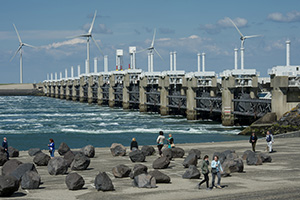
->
<box><xmin>4</xmin><ymin>150</ymin><xmax>9</xmax><ymax>160</ymax></box>
<box><xmin>199</xmin><ymin>173</ymin><xmax>209</xmax><ymax>188</ymax></box>
<box><xmin>212</xmin><ymin>172</ymin><xmax>221</xmax><ymax>187</ymax></box>
<box><xmin>157</xmin><ymin>144</ymin><xmax>163</xmax><ymax>155</ymax></box>
<box><xmin>251</xmin><ymin>142</ymin><xmax>256</xmax><ymax>152</ymax></box>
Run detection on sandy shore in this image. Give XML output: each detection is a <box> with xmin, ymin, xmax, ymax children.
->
<box><xmin>1</xmin><ymin>137</ymin><xmax>300</xmax><ymax>200</ymax></box>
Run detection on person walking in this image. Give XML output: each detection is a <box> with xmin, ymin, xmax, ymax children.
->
<box><xmin>198</xmin><ymin>155</ymin><xmax>210</xmax><ymax>190</ymax></box>
<box><xmin>249</xmin><ymin>132</ymin><xmax>258</xmax><ymax>152</ymax></box>
<box><xmin>130</xmin><ymin>138</ymin><xmax>138</xmax><ymax>151</ymax></box>
<box><xmin>167</xmin><ymin>134</ymin><xmax>175</xmax><ymax>148</ymax></box>
<box><xmin>211</xmin><ymin>155</ymin><xmax>223</xmax><ymax>189</ymax></box>
<box><xmin>48</xmin><ymin>139</ymin><xmax>55</xmax><ymax>157</ymax></box>
<box><xmin>156</xmin><ymin>131</ymin><xmax>165</xmax><ymax>156</ymax></box>
<box><xmin>266</xmin><ymin>131</ymin><xmax>274</xmax><ymax>153</ymax></box>
<box><xmin>2</xmin><ymin>137</ymin><xmax>9</xmax><ymax>160</ymax></box>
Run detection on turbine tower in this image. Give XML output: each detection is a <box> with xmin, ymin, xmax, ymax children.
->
<box><xmin>227</xmin><ymin>17</ymin><xmax>261</xmax><ymax>69</ymax></box>
<box><xmin>10</xmin><ymin>24</ymin><xmax>35</xmax><ymax>83</ymax></box>
<box><xmin>138</xmin><ymin>28</ymin><xmax>163</xmax><ymax>72</ymax></box>
<box><xmin>69</xmin><ymin>10</ymin><xmax>103</xmax><ymax>74</ymax></box>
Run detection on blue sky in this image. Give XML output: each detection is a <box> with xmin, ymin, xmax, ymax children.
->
<box><xmin>1</xmin><ymin>0</ymin><xmax>300</xmax><ymax>83</ymax></box>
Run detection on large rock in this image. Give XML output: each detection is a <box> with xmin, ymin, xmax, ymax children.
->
<box><xmin>141</xmin><ymin>146</ymin><xmax>155</xmax><ymax>156</ymax></box>
<box><xmin>21</xmin><ymin>171</ymin><xmax>41</xmax><ymax>189</ymax></box>
<box><xmin>130</xmin><ymin>164</ymin><xmax>148</xmax><ymax>179</ymax></box>
<box><xmin>162</xmin><ymin>148</ymin><xmax>173</xmax><ymax>159</ymax></box>
<box><xmin>152</xmin><ymin>156</ymin><xmax>170</xmax><ymax>169</ymax></box>
<box><xmin>112</xmin><ymin>164</ymin><xmax>131</xmax><ymax>178</ymax></box>
<box><xmin>171</xmin><ymin>147</ymin><xmax>185</xmax><ymax>158</ymax></box>
<box><xmin>8</xmin><ymin>147</ymin><xmax>19</xmax><ymax>157</ymax></box>
<box><xmin>222</xmin><ymin>158</ymin><xmax>244</xmax><ymax>173</ymax></box>
<box><xmin>94</xmin><ymin>172</ymin><xmax>114</xmax><ymax>191</ymax></box>
<box><xmin>222</xmin><ymin>150</ymin><xmax>236</xmax><ymax>159</ymax></box>
<box><xmin>0</xmin><ymin>152</ymin><xmax>8</xmax><ymax>166</ymax></box>
<box><xmin>242</xmin><ymin>150</ymin><xmax>253</xmax><ymax>160</ymax></box>
<box><xmin>71</xmin><ymin>153</ymin><xmax>90</xmax><ymax>170</ymax></box>
<box><xmin>110</xmin><ymin>143</ymin><xmax>126</xmax><ymax>156</ymax></box>
<box><xmin>58</xmin><ymin>142</ymin><xmax>70</xmax><ymax>156</ymax></box>
<box><xmin>188</xmin><ymin>149</ymin><xmax>201</xmax><ymax>159</ymax></box>
<box><xmin>246</xmin><ymin>152</ymin><xmax>263</xmax><ymax>165</ymax></box>
<box><xmin>81</xmin><ymin>145</ymin><xmax>95</xmax><ymax>158</ymax></box>
<box><xmin>226</xmin><ymin>152</ymin><xmax>239</xmax><ymax>160</ymax></box>
<box><xmin>2</xmin><ymin>160</ymin><xmax>23</xmax><ymax>176</ymax></box>
<box><xmin>10</xmin><ymin>163</ymin><xmax>38</xmax><ymax>181</ymax></box>
<box><xmin>33</xmin><ymin>152</ymin><xmax>51</xmax><ymax>166</ymax></box>
<box><xmin>148</xmin><ymin>170</ymin><xmax>171</xmax><ymax>183</ymax></box>
<box><xmin>129</xmin><ymin>150</ymin><xmax>145</xmax><ymax>162</ymax></box>
<box><xmin>28</xmin><ymin>148</ymin><xmax>42</xmax><ymax>157</ymax></box>
<box><xmin>260</xmin><ymin>153</ymin><xmax>272</xmax><ymax>163</ymax></box>
<box><xmin>65</xmin><ymin>173</ymin><xmax>85</xmax><ymax>190</ymax></box>
<box><xmin>63</xmin><ymin>151</ymin><xmax>75</xmax><ymax>167</ymax></box>
<box><xmin>133</xmin><ymin>174</ymin><xmax>156</xmax><ymax>188</ymax></box>
<box><xmin>0</xmin><ymin>175</ymin><xmax>19</xmax><ymax>197</ymax></box>
<box><xmin>182</xmin><ymin>165</ymin><xmax>200</xmax><ymax>179</ymax></box>
<box><xmin>212</xmin><ymin>152</ymin><xmax>226</xmax><ymax>164</ymax></box>
<box><xmin>183</xmin><ymin>154</ymin><xmax>198</xmax><ymax>168</ymax></box>
<box><xmin>47</xmin><ymin>157</ymin><xmax>68</xmax><ymax>175</ymax></box>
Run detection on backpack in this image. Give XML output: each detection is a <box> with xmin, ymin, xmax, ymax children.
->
<box><xmin>266</xmin><ymin>135</ymin><xmax>272</xmax><ymax>142</ymax></box>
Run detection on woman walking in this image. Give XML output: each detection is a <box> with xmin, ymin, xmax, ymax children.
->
<box><xmin>249</xmin><ymin>132</ymin><xmax>258</xmax><ymax>152</ymax></box>
<box><xmin>198</xmin><ymin>155</ymin><xmax>210</xmax><ymax>190</ymax></box>
<box><xmin>211</xmin><ymin>155</ymin><xmax>223</xmax><ymax>189</ymax></box>
<box><xmin>156</xmin><ymin>131</ymin><xmax>165</xmax><ymax>156</ymax></box>
<box><xmin>48</xmin><ymin>139</ymin><xmax>55</xmax><ymax>157</ymax></box>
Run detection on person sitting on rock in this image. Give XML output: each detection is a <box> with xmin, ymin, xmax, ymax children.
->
<box><xmin>130</xmin><ymin>138</ymin><xmax>138</xmax><ymax>151</ymax></box>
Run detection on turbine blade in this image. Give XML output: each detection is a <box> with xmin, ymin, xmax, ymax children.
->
<box><xmin>154</xmin><ymin>48</ymin><xmax>164</xmax><ymax>61</ymax></box>
<box><xmin>13</xmin><ymin>24</ymin><xmax>22</xmax><ymax>43</ymax></box>
<box><xmin>88</xmin><ymin>10</ymin><xmax>97</xmax><ymax>35</ymax></box>
<box><xmin>91</xmin><ymin>36</ymin><xmax>104</xmax><ymax>56</ymax></box>
<box><xmin>227</xmin><ymin>17</ymin><xmax>244</xmax><ymax>37</ymax></box>
<box><xmin>66</xmin><ymin>34</ymin><xmax>89</xmax><ymax>39</ymax></box>
<box><xmin>23</xmin><ymin>43</ymin><xmax>37</xmax><ymax>49</ymax></box>
<box><xmin>10</xmin><ymin>46</ymin><xmax>22</xmax><ymax>62</ymax></box>
<box><xmin>151</xmin><ymin>28</ymin><xmax>156</xmax><ymax>48</ymax></box>
<box><xmin>136</xmin><ymin>48</ymin><xmax>148</xmax><ymax>53</ymax></box>
<box><xmin>244</xmin><ymin>35</ymin><xmax>262</xmax><ymax>39</ymax></box>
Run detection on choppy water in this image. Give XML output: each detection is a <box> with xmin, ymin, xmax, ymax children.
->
<box><xmin>0</xmin><ymin>96</ymin><xmax>247</xmax><ymax>150</ymax></box>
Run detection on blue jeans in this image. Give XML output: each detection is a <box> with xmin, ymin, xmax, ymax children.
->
<box><xmin>50</xmin><ymin>150</ymin><xmax>55</xmax><ymax>157</ymax></box>
<box><xmin>212</xmin><ymin>172</ymin><xmax>221</xmax><ymax>186</ymax></box>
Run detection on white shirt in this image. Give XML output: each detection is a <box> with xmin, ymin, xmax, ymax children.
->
<box><xmin>156</xmin><ymin>135</ymin><xmax>165</xmax><ymax>145</ymax></box>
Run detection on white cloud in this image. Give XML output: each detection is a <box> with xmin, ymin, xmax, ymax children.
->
<box><xmin>41</xmin><ymin>38</ymin><xmax>86</xmax><ymax>49</ymax></box>
<box><xmin>268</xmin><ymin>11</ymin><xmax>300</xmax><ymax>23</ymax></box>
<box><xmin>157</xmin><ymin>38</ymin><xmax>171</xmax><ymax>41</ymax></box>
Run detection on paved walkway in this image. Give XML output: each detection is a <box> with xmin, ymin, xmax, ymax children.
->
<box><xmin>2</xmin><ymin>137</ymin><xmax>300</xmax><ymax>200</ymax></box>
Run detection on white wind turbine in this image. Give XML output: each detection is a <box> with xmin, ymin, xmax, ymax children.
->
<box><xmin>138</xmin><ymin>28</ymin><xmax>163</xmax><ymax>72</ymax></box>
<box><xmin>69</xmin><ymin>10</ymin><xmax>103</xmax><ymax>74</ymax></box>
<box><xmin>227</xmin><ymin>17</ymin><xmax>261</xmax><ymax>69</ymax></box>
<box><xmin>10</xmin><ymin>24</ymin><xmax>36</xmax><ymax>84</ymax></box>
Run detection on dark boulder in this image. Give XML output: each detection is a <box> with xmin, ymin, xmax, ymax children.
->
<box><xmin>21</xmin><ymin>171</ymin><xmax>41</xmax><ymax>189</ymax></box>
<box><xmin>8</xmin><ymin>147</ymin><xmax>19</xmax><ymax>157</ymax></box>
<box><xmin>133</xmin><ymin>174</ymin><xmax>156</xmax><ymax>188</ymax></box>
<box><xmin>148</xmin><ymin>170</ymin><xmax>171</xmax><ymax>183</ymax></box>
<box><xmin>94</xmin><ymin>172</ymin><xmax>114</xmax><ymax>191</ymax></box>
<box><xmin>110</xmin><ymin>143</ymin><xmax>126</xmax><ymax>156</ymax></box>
<box><xmin>182</xmin><ymin>165</ymin><xmax>200</xmax><ymax>179</ymax></box>
<box><xmin>47</xmin><ymin>157</ymin><xmax>68</xmax><ymax>175</ymax></box>
<box><xmin>222</xmin><ymin>158</ymin><xmax>244</xmax><ymax>173</ymax></box>
<box><xmin>129</xmin><ymin>150</ymin><xmax>145</xmax><ymax>162</ymax></box>
<box><xmin>260</xmin><ymin>153</ymin><xmax>272</xmax><ymax>163</ymax></box>
<box><xmin>141</xmin><ymin>146</ymin><xmax>155</xmax><ymax>156</ymax></box>
<box><xmin>0</xmin><ymin>175</ymin><xmax>19</xmax><ymax>197</ymax></box>
<box><xmin>58</xmin><ymin>142</ymin><xmax>70</xmax><ymax>156</ymax></box>
<box><xmin>70</xmin><ymin>153</ymin><xmax>90</xmax><ymax>170</ymax></box>
<box><xmin>246</xmin><ymin>152</ymin><xmax>263</xmax><ymax>165</ymax></box>
<box><xmin>171</xmin><ymin>147</ymin><xmax>185</xmax><ymax>158</ymax></box>
<box><xmin>28</xmin><ymin>148</ymin><xmax>42</xmax><ymax>157</ymax></box>
<box><xmin>63</xmin><ymin>151</ymin><xmax>75</xmax><ymax>167</ymax></box>
<box><xmin>183</xmin><ymin>154</ymin><xmax>198</xmax><ymax>168</ymax></box>
<box><xmin>188</xmin><ymin>149</ymin><xmax>201</xmax><ymax>159</ymax></box>
<box><xmin>130</xmin><ymin>164</ymin><xmax>148</xmax><ymax>179</ymax></box>
<box><xmin>162</xmin><ymin>148</ymin><xmax>173</xmax><ymax>159</ymax></box>
<box><xmin>0</xmin><ymin>152</ymin><xmax>8</xmax><ymax>166</ymax></box>
<box><xmin>212</xmin><ymin>152</ymin><xmax>226</xmax><ymax>164</ymax></box>
<box><xmin>33</xmin><ymin>152</ymin><xmax>51</xmax><ymax>166</ymax></box>
<box><xmin>223</xmin><ymin>150</ymin><xmax>235</xmax><ymax>159</ymax></box>
<box><xmin>81</xmin><ymin>145</ymin><xmax>95</xmax><ymax>158</ymax></box>
<box><xmin>242</xmin><ymin>150</ymin><xmax>253</xmax><ymax>160</ymax></box>
<box><xmin>65</xmin><ymin>173</ymin><xmax>85</xmax><ymax>190</ymax></box>
<box><xmin>152</xmin><ymin>156</ymin><xmax>170</xmax><ymax>169</ymax></box>
<box><xmin>112</xmin><ymin>164</ymin><xmax>131</xmax><ymax>178</ymax></box>
<box><xmin>226</xmin><ymin>153</ymin><xmax>239</xmax><ymax>160</ymax></box>
<box><xmin>10</xmin><ymin>163</ymin><xmax>38</xmax><ymax>181</ymax></box>
<box><xmin>2</xmin><ymin>159</ymin><xmax>23</xmax><ymax>176</ymax></box>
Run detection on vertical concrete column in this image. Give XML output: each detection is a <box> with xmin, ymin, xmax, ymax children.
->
<box><xmin>98</xmin><ymin>75</ymin><xmax>104</xmax><ymax>105</ymax></box>
<box><xmin>221</xmin><ymin>76</ymin><xmax>235</xmax><ymax>126</ymax></box>
<box><xmin>88</xmin><ymin>76</ymin><xmax>94</xmax><ymax>103</ymax></box>
<box><xmin>109</xmin><ymin>75</ymin><xmax>115</xmax><ymax>107</ymax></box>
<box><xmin>72</xmin><ymin>82</ymin><xmax>78</xmax><ymax>101</ymax></box>
<box><xmin>271</xmin><ymin>76</ymin><xmax>288</xmax><ymax>120</ymax></box>
<box><xmin>79</xmin><ymin>76</ymin><xmax>85</xmax><ymax>102</ymax></box>
<box><xmin>60</xmin><ymin>82</ymin><xmax>65</xmax><ymax>99</ymax></box>
<box><xmin>186</xmin><ymin>77</ymin><xmax>197</xmax><ymax>120</ymax></box>
<box><xmin>55</xmin><ymin>83</ymin><xmax>59</xmax><ymax>98</ymax></box>
<box><xmin>160</xmin><ymin>76</ymin><xmax>169</xmax><ymax>115</ymax></box>
<box><xmin>123</xmin><ymin>74</ymin><xmax>130</xmax><ymax>109</ymax></box>
<box><xmin>65</xmin><ymin>83</ymin><xmax>71</xmax><ymax>100</ymax></box>
<box><xmin>139</xmin><ymin>77</ymin><xmax>147</xmax><ymax>112</ymax></box>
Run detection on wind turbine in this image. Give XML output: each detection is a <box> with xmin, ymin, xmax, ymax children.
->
<box><xmin>10</xmin><ymin>24</ymin><xmax>36</xmax><ymax>84</ymax></box>
<box><xmin>138</xmin><ymin>28</ymin><xmax>163</xmax><ymax>72</ymax></box>
<box><xmin>69</xmin><ymin>10</ymin><xmax>103</xmax><ymax>74</ymax></box>
<box><xmin>227</xmin><ymin>17</ymin><xmax>261</xmax><ymax>69</ymax></box>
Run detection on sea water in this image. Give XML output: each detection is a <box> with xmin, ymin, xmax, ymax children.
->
<box><xmin>0</xmin><ymin>96</ymin><xmax>247</xmax><ymax>150</ymax></box>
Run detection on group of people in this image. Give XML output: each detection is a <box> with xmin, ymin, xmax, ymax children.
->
<box><xmin>156</xmin><ymin>131</ymin><xmax>175</xmax><ymax>156</ymax></box>
<box><xmin>249</xmin><ymin>130</ymin><xmax>274</xmax><ymax>153</ymax></box>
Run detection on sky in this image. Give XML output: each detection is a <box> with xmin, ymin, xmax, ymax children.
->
<box><xmin>1</xmin><ymin>0</ymin><xmax>300</xmax><ymax>83</ymax></box>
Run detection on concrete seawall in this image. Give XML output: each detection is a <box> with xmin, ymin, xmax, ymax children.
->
<box><xmin>0</xmin><ymin>83</ymin><xmax>43</xmax><ymax>96</ymax></box>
